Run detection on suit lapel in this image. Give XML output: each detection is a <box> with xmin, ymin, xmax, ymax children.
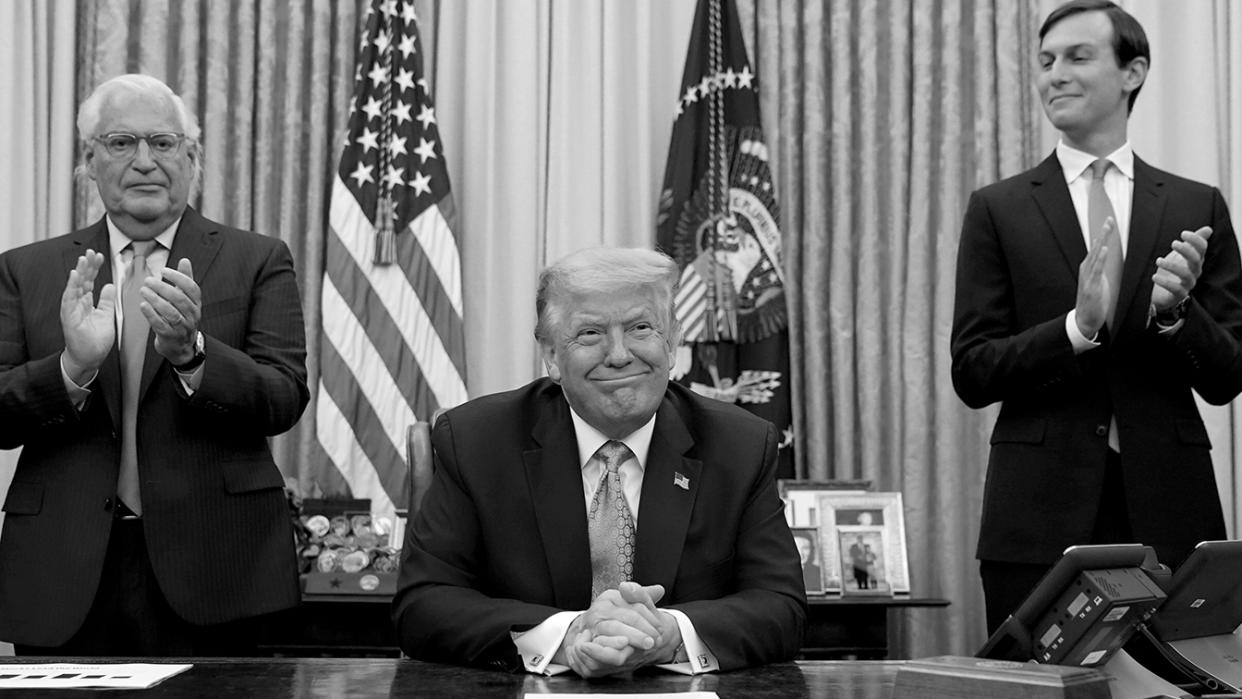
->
<box><xmin>1029</xmin><ymin>154</ymin><xmax>1087</xmax><ymax>280</ymax></box>
<box><xmin>633</xmin><ymin>398</ymin><xmax>700</xmax><ymax>588</ymax></box>
<box><xmin>525</xmin><ymin>396</ymin><xmax>593</xmax><ymax>608</ymax></box>
<box><xmin>64</xmin><ymin>220</ymin><xmax>124</xmax><ymax>429</ymax></box>
<box><xmin>1115</xmin><ymin>158</ymin><xmax>1166</xmax><ymax>334</ymax></box>
<box><xmin>139</xmin><ymin>208</ymin><xmax>222</xmax><ymax>397</ymax></box>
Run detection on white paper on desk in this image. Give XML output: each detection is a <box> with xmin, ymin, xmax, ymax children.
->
<box><xmin>0</xmin><ymin>663</ymin><xmax>192</xmax><ymax>689</ymax></box>
<box><xmin>536</xmin><ymin>693</ymin><xmax>717</xmax><ymax>698</ymax></box>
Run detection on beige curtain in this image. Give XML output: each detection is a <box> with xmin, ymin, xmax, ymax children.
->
<box><xmin>0</xmin><ymin>0</ymin><xmax>77</xmax><ymax>535</ymax></box>
<box><xmin>73</xmin><ymin>0</ymin><xmax>367</xmax><ymax>488</ymax></box>
<box><xmin>741</xmin><ymin>0</ymin><xmax>1043</xmax><ymax>656</ymax></box>
<box><xmin>428</xmin><ymin>0</ymin><xmax>696</xmax><ymax>396</ymax></box>
<box><xmin>0</xmin><ymin>0</ymin><xmax>76</xmax><ymax>656</ymax></box>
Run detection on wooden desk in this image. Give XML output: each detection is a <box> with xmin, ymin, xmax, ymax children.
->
<box><xmin>0</xmin><ymin>658</ymin><xmax>903</xmax><ymax>698</ymax></box>
<box><xmin>265</xmin><ymin>593</ymin><xmax>949</xmax><ymax>659</ymax></box>
<box><xmin>261</xmin><ymin>594</ymin><xmax>399</xmax><ymax>657</ymax></box>
<box><xmin>802</xmin><ymin>596</ymin><xmax>950</xmax><ymax>660</ymax></box>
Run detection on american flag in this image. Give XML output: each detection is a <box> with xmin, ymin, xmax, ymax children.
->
<box><xmin>316</xmin><ymin>0</ymin><xmax>467</xmax><ymax>522</ymax></box>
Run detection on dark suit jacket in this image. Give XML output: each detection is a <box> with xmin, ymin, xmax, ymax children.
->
<box><xmin>951</xmin><ymin>153</ymin><xmax>1242</xmax><ymax>567</ymax></box>
<box><xmin>392</xmin><ymin>378</ymin><xmax>806</xmax><ymax>671</ymax></box>
<box><xmin>0</xmin><ymin>208</ymin><xmax>309</xmax><ymax>646</ymax></box>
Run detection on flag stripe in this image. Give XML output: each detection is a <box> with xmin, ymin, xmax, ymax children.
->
<box><xmin>315</xmin><ymin>374</ymin><xmax>400</xmax><ymax>515</ymax></box>
<box><xmin>409</xmin><ymin>197</ymin><xmax>463</xmax><ymax>316</ymax></box>
<box><xmin>329</xmin><ymin>177</ymin><xmax>468</xmax><ymax>408</ymax></box>
<box><xmin>321</xmin><ymin>277</ymin><xmax>419</xmax><ymax>450</ymax></box>
<box><xmin>324</xmin><ymin>234</ymin><xmax>441</xmax><ymax>422</ymax></box>
<box><xmin>400</xmin><ymin>203</ymin><xmax>468</xmax><ymax>377</ymax></box>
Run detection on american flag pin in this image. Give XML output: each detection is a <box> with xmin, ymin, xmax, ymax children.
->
<box><xmin>674</xmin><ymin>472</ymin><xmax>690</xmax><ymax>490</ymax></box>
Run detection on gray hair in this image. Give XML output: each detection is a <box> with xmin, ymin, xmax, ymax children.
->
<box><xmin>74</xmin><ymin>74</ymin><xmax>204</xmax><ymax>197</ymax></box>
<box><xmin>534</xmin><ymin>246</ymin><xmax>682</xmax><ymax>344</ymax></box>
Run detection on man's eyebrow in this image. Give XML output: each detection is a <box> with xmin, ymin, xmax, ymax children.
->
<box><xmin>1039</xmin><ymin>41</ymin><xmax>1095</xmax><ymax>56</ymax></box>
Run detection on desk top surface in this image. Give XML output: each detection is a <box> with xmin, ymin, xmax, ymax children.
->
<box><xmin>2</xmin><ymin>658</ymin><xmax>902</xmax><ymax>698</ymax></box>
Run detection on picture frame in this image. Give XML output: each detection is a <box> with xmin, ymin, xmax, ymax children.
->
<box><xmin>816</xmin><ymin>491</ymin><xmax>910</xmax><ymax>595</ymax></box>
<box><xmin>790</xmin><ymin>526</ymin><xmax>828</xmax><ymax>595</ymax></box>
<box><xmin>778</xmin><ymin>479</ymin><xmax>872</xmax><ymax>528</ymax></box>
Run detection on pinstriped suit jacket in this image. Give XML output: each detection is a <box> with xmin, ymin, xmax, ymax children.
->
<box><xmin>0</xmin><ymin>207</ymin><xmax>308</xmax><ymax>647</ymax></box>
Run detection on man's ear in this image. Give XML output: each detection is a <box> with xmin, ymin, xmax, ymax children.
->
<box><xmin>540</xmin><ymin>342</ymin><xmax>561</xmax><ymax>382</ymax></box>
<box><xmin>83</xmin><ymin>147</ymin><xmax>98</xmax><ymax>180</ymax></box>
<box><xmin>1123</xmin><ymin>56</ymin><xmax>1148</xmax><ymax>94</ymax></box>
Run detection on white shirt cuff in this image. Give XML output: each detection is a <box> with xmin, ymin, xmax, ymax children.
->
<box><xmin>175</xmin><ymin>362</ymin><xmax>203</xmax><ymax>394</ymax></box>
<box><xmin>1154</xmin><ymin>317</ymin><xmax>1184</xmax><ymax>335</ymax></box>
<box><xmin>511</xmin><ymin>610</ymin><xmax>579</xmax><ymax>675</ymax></box>
<box><xmin>1065</xmin><ymin>310</ymin><xmax>1100</xmax><ymax>353</ymax></box>
<box><xmin>656</xmin><ymin>609</ymin><xmax>718</xmax><ymax>675</ymax></box>
<box><xmin>60</xmin><ymin>352</ymin><xmax>95</xmax><ymax>410</ymax></box>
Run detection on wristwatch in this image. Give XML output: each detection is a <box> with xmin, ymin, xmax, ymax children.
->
<box><xmin>1153</xmin><ymin>297</ymin><xmax>1190</xmax><ymax>327</ymax></box>
<box><xmin>174</xmin><ymin>331</ymin><xmax>206</xmax><ymax>371</ymax></box>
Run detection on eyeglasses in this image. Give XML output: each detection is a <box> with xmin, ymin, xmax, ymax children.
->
<box><xmin>93</xmin><ymin>132</ymin><xmax>187</xmax><ymax>160</ymax></box>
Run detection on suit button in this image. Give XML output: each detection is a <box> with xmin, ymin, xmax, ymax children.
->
<box><xmin>103</xmin><ymin>497</ymin><xmax>114</xmax><ymax>512</ymax></box>
<box><xmin>1095</xmin><ymin>425</ymin><xmax>1108</xmax><ymax>437</ymax></box>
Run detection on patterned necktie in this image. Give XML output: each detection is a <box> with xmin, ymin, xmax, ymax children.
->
<box><xmin>119</xmin><ymin>240</ymin><xmax>155</xmax><ymax>515</ymax></box>
<box><xmin>1088</xmin><ymin>158</ymin><xmax>1124</xmax><ymax>329</ymax></box>
<box><xmin>588</xmin><ymin>440</ymin><xmax>636</xmax><ymax>600</ymax></box>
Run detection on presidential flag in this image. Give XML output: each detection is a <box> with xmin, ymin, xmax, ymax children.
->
<box><xmin>316</xmin><ymin>0</ymin><xmax>467</xmax><ymax>522</ymax></box>
<box><xmin>656</xmin><ymin>0</ymin><xmax>793</xmax><ymax>477</ymax></box>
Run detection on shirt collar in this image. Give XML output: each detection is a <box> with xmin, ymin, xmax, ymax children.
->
<box><xmin>106</xmin><ymin>215</ymin><xmax>182</xmax><ymax>257</ymax></box>
<box><xmin>1056</xmin><ymin>140</ymin><xmax>1134</xmax><ymax>184</ymax></box>
<box><xmin>568</xmin><ymin>406</ymin><xmax>656</xmax><ymax>471</ymax></box>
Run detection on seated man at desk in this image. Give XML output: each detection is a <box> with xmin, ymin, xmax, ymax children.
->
<box><xmin>392</xmin><ymin>247</ymin><xmax>806</xmax><ymax>677</ymax></box>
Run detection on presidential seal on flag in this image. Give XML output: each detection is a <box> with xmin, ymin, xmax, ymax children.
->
<box><xmin>665</xmin><ymin>124</ymin><xmax>786</xmax><ymax>346</ymax></box>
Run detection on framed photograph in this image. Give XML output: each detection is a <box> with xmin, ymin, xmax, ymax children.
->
<box><xmin>817</xmin><ymin>491</ymin><xmax>910</xmax><ymax>595</ymax></box>
<box><xmin>790</xmin><ymin>526</ymin><xmax>829</xmax><ymax>595</ymax></box>
<box><xmin>837</xmin><ymin>527</ymin><xmax>889</xmax><ymax>594</ymax></box>
<box><xmin>778</xmin><ymin>479</ymin><xmax>872</xmax><ymax>528</ymax></box>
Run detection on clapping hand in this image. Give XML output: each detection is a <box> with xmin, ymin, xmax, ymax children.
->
<box><xmin>1075</xmin><ymin>218</ymin><xmax>1115</xmax><ymax>339</ymax></box>
<box><xmin>60</xmin><ymin>249</ymin><xmax>116</xmax><ymax>383</ymax></box>
<box><xmin>1151</xmin><ymin>226</ymin><xmax>1212</xmax><ymax>312</ymax></box>
<box><xmin>140</xmin><ymin>258</ymin><xmax>202</xmax><ymax>366</ymax></box>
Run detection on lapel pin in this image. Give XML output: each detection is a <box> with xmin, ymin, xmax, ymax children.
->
<box><xmin>673</xmin><ymin>472</ymin><xmax>690</xmax><ymax>490</ymax></box>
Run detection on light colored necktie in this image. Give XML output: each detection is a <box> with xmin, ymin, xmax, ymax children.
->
<box><xmin>119</xmin><ymin>240</ymin><xmax>155</xmax><ymax>515</ymax></box>
<box><xmin>1088</xmin><ymin>158</ymin><xmax>1124</xmax><ymax>329</ymax></box>
<box><xmin>1088</xmin><ymin>160</ymin><xmax>1122</xmax><ymax>451</ymax></box>
<box><xmin>588</xmin><ymin>440</ymin><xmax>636</xmax><ymax>600</ymax></box>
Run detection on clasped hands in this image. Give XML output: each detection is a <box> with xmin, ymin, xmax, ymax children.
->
<box><xmin>555</xmin><ymin>581</ymin><xmax>683</xmax><ymax>678</ymax></box>
<box><xmin>1076</xmin><ymin>219</ymin><xmax>1212</xmax><ymax>338</ymax></box>
<box><xmin>60</xmin><ymin>248</ymin><xmax>203</xmax><ymax>383</ymax></box>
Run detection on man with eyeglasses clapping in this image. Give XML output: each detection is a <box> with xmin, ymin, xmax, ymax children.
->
<box><xmin>0</xmin><ymin>74</ymin><xmax>309</xmax><ymax>656</ymax></box>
